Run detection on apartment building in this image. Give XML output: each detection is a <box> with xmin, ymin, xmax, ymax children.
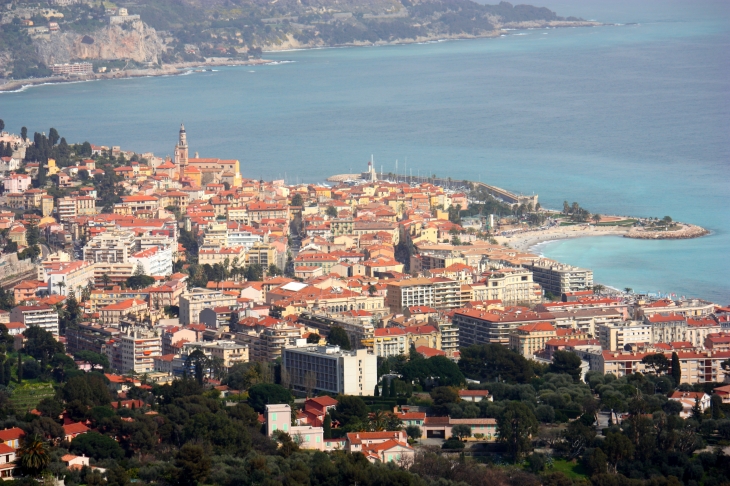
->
<box><xmin>636</xmin><ymin>298</ymin><xmax>716</xmax><ymax>320</ymax></box>
<box><xmin>179</xmin><ymin>288</ymin><xmax>238</xmax><ymax>325</ymax></box>
<box><xmin>597</xmin><ymin>321</ymin><xmax>653</xmax><ymax>351</ymax></box>
<box><xmin>198</xmin><ymin>246</ymin><xmax>247</xmax><ymax>266</ymax></box>
<box><xmin>386</xmin><ymin>278</ymin><xmax>433</xmax><ymax>313</ymax></box>
<box><xmin>45</xmin><ymin>260</ymin><xmax>95</xmax><ymax>297</ymax></box>
<box><xmin>551</xmin><ymin>307</ymin><xmax>624</xmax><ymax>337</ymax></box>
<box><xmin>647</xmin><ymin>314</ymin><xmax>720</xmax><ymax>348</ymax></box>
<box><xmin>65</xmin><ymin>322</ymin><xmax>119</xmax><ymax>355</ymax></box>
<box><xmin>297</xmin><ymin>313</ymin><xmax>374</xmax><ymax>351</ymax></box>
<box><xmin>99</xmin><ymin>299</ymin><xmax>148</xmax><ymax>326</ymax></box>
<box><xmin>181</xmin><ymin>340</ymin><xmax>249</xmax><ymax>369</ymax></box>
<box><xmin>57</xmin><ymin>196</ymin><xmax>96</xmax><ymax>221</ymax></box>
<box><xmin>599</xmin><ymin>349</ymin><xmax>730</xmax><ymax>384</ymax></box>
<box><xmin>509</xmin><ymin>322</ymin><xmax>557</xmax><ymax>358</ymax></box>
<box><xmin>129</xmin><ymin>246</ymin><xmax>173</xmax><ymax>276</ymax></box>
<box><xmin>282</xmin><ymin>344</ymin><xmax>377</xmax><ymax>396</ymax></box>
<box><xmin>453</xmin><ymin>307</ymin><xmax>555</xmax><ymax>347</ymax></box>
<box><xmin>371</xmin><ymin>325</ymin><xmax>442</xmax><ymax>358</ymax></box>
<box><xmin>10</xmin><ymin>305</ymin><xmax>59</xmax><ymax>335</ymax></box>
<box><xmin>481</xmin><ymin>267</ymin><xmax>541</xmax><ymax>305</ymax></box>
<box><xmin>107</xmin><ymin>328</ymin><xmax>162</xmax><ymax>374</ymax></box>
<box><xmin>239</xmin><ymin>322</ymin><xmax>305</xmax><ymax>362</ymax></box>
<box><xmin>246</xmin><ymin>242</ymin><xmax>277</xmax><ymax>268</ymax></box>
<box><xmin>522</xmin><ymin>259</ymin><xmax>594</xmax><ymax>295</ymax></box>
<box><xmin>91</xmin><ymin>262</ymin><xmax>136</xmax><ymax>289</ymax></box>
<box><xmin>83</xmin><ymin>230</ymin><xmax>137</xmax><ymax>263</ymax></box>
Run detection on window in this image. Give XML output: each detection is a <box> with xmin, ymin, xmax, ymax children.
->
<box><xmin>272</xmin><ymin>413</ymin><xmax>277</xmax><ymax>421</ymax></box>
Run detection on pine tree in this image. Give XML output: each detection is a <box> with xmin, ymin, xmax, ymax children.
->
<box><xmin>323</xmin><ymin>413</ymin><xmax>332</xmax><ymax>439</ymax></box>
<box><xmin>17</xmin><ymin>352</ymin><xmax>22</xmax><ymax>384</ymax></box>
<box><xmin>690</xmin><ymin>397</ymin><xmax>702</xmax><ymax>422</ymax></box>
<box><xmin>389</xmin><ymin>378</ymin><xmax>397</xmax><ymax>398</ymax></box>
<box><xmin>3</xmin><ymin>360</ymin><xmax>10</xmax><ymax>386</ymax></box>
<box><xmin>671</xmin><ymin>352</ymin><xmax>681</xmax><ymax>385</ymax></box>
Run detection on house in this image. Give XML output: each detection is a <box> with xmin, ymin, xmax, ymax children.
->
<box><xmin>458</xmin><ymin>389</ymin><xmax>492</xmax><ymax>402</ymax></box>
<box><xmin>668</xmin><ymin>391</ymin><xmax>711</xmax><ymax>418</ymax></box>
<box><xmin>714</xmin><ymin>384</ymin><xmax>730</xmax><ymax>404</ymax></box>
<box><xmin>344</xmin><ymin>431</ymin><xmax>414</xmax><ymax>464</ymax></box>
<box><xmin>422</xmin><ymin>417</ymin><xmax>498</xmax><ymax>441</ymax></box>
<box><xmin>0</xmin><ymin>443</ymin><xmax>16</xmax><ymax>480</ymax></box>
<box><xmin>298</xmin><ymin>396</ymin><xmax>338</xmax><ymax>427</ymax></box>
<box><xmin>62</xmin><ymin>422</ymin><xmax>89</xmax><ymax>441</ymax></box>
<box><xmin>0</xmin><ymin>428</ymin><xmax>24</xmax><ymax>449</ymax></box>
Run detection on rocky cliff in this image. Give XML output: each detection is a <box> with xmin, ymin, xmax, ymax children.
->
<box><xmin>34</xmin><ymin>21</ymin><xmax>164</xmax><ymax>65</ymax></box>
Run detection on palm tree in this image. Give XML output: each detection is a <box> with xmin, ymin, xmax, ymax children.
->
<box><xmin>55</xmin><ymin>281</ymin><xmax>65</xmax><ymax>296</ymax></box>
<box><xmin>101</xmin><ymin>273</ymin><xmax>111</xmax><ymax>290</ymax></box>
<box><xmin>624</xmin><ymin>287</ymin><xmax>633</xmax><ymax>294</ymax></box>
<box><xmin>15</xmin><ymin>435</ymin><xmax>50</xmax><ymax>477</ymax></box>
<box><xmin>593</xmin><ymin>284</ymin><xmax>605</xmax><ymax>295</ymax></box>
<box><xmin>369</xmin><ymin>410</ymin><xmax>387</xmax><ymax>431</ymax></box>
<box><xmin>592</xmin><ymin>213</ymin><xmax>601</xmax><ymax>225</ymax></box>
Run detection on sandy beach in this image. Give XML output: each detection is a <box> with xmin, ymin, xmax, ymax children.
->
<box><xmin>495</xmin><ymin>225</ymin><xmax>630</xmax><ymax>252</ymax></box>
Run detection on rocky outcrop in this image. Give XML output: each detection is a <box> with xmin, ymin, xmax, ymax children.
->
<box><xmin>34</xmin><ymin>21</ymin><xmax>164</xmax><ymax>65</ymax></box>
<box><xmin>624</xmin><ymin>224</ymin><xmax>710</xmax><ymax>240</ymax></box>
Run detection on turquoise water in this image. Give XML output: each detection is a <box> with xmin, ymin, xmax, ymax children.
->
<box><xmin>0</xmin><ymin>0</ymin><xmax>727</xmax><ymax>302</ymax></box>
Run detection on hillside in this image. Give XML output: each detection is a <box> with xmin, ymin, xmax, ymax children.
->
<box><xmin>0</xmin><ymin>0</ymin><xmax>592</xmax><ymax>79</ymax></box>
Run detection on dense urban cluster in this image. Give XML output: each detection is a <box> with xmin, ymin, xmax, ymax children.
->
<box><xmin>0</xmin><ymin>122</ymin><xmax>725</xmax><ymax>485</ymax></box>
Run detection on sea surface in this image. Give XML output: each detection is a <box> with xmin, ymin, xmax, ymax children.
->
<box><xmin>0</xmin><ymin>0</ymin><xmax>728</xmax><ymax>302</ymax></box>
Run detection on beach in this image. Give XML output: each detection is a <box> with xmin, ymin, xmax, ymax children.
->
<box><xmin>495</xmin><ymin>225</ymin><xmax>630</xmax><ymax>252</ymax></box>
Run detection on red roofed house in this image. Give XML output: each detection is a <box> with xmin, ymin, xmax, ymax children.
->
<box><xmin>62</xmin><ymin>422</ymin><xmax>89</xmax><ymax>441</ymax></box>
<box><xmin>415</xmin><ymin>346</ymin><xmax>446</xmax><ymax>359</ymax></box>
<box><xmin>668</xmin><ymin>391</ymin><xmax>711</xmax><ymax>418</ymax></box>
<box><xmin>0</xmin><ymin>428</ymin><xmax>24</xmax><ymax>450</ymax></box>
<box><xmin>508</xmin><ymin>322</ymin><xmax>557</xmax><ymax>357</ymax></box>
<box><xmin>0</xmin><ymin>443</ymin><xmax>16</xmax><ymax>479</ymax></box>
<box><xmin>345</xmin><ymin>431</ymin><xmax>414</xmax><ymax>464</ymax></box>
<box><xmin>298</xmin><ymin>396</ymin><xmax>338</xmax><ymax>427</ymax></box>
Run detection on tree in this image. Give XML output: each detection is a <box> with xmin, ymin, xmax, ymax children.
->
<box><xmin>101</xmin><ymin>273</ymin><xmax>111</xmax><ymax>290</ymax></box>
<box><xmin>0</xmin><ymin>120</ymin><xmax>4</xmax><ymax>131</ymax></box>
<box><xmin>70</xmin><ymin>431</ymin><xmax>124</xmax><ymax>460</ymax></box>
<box><xmin>290</xmin><ymin>193</ymin><xmax>304</xmax><ymax>207</ymax></box>
<box><xmin>603</xmin><ymin>432</ymin><xmax>634</xmax><ymax>473</ymax></box>
<box><xmin>174</xmin><ymin>443</ymin><xmax>211</xmax><ymax>486</ymax></box>
<box><xmin>126</xmin><ymin>274</ymin><xmax>155</xmax><ymax>290</ymax></box>
<box><xmin>548</xmin><ymin>350</ymin><xmax>582</xmax><ymax>382</ymax></box>
<box><xmin>405</xmin><ymin>425</ymin><xmax>422</xmax><ymax>442</ymax></box>
<box><xmin>23</xmin><ymin>326</ymin><xmax>64</xmax><ymax>368</ymax></box>
<box><xmin>459</xmin><ymin>344</ymin><xmax>535</xmax><ymax>383</ymax></box>
<box><xmin>451</xmin><ymin>424</ymin><xmax>472</xmax><ymax>440</ymax></box>
<box><xmin>592</xmin><ymin>213</ymin><xmax>601</xmax><ymax>224</ymax></box>
<box><xmin>21</xmin><ymin>127</ymin><xmax>27</xmax><ymax>141</ymax></box>
<box><xmin>641</xmin><ymin>353</ymin><xmax>670</xmax><ymax>375</ymax></box>
<box><xmin>306</xmin><ymin>333</ymin><xmax>321</xmax><ymax>344</ymax></box>
<box><xmin>36</xmin><ymin>397</ymin><xmax>63</xmax><ymax>419</ymax></box>
<box><xmin>184</xmin><ymin>349</ymin><xmax>210</xmax><ymax>385</ymax></box>
<box><xmin>497</xmin><ymin>401</ymin><xmax>538</xmax><ymax>462</ymax></box>
<box><xmin>430</xmin><ymin>386</ymin><xmax>459</xmax><ymax>415</ymax></box>
<box><xmin>327</xmin><ymin>326</ymin><xmax>351</xmax><ymax>350</ymax></box>
<box><xmin>323</xmin><ymin>413</ymin><xmax>332</xmax><ymax>439</ymax></box>
<box><xmin>247</xmin><ymin>383</ymin><xmax>293</xmax><ymax>413</ymax></box>
<box><xmin>671</xmin><ymin>352</ymin><xmax>681</xmax><ymax>384</ymax></box>
<box><xmin>16</xmin><ymin>434</ymin><xmax>50</xmax><ymax>477</ymax></box>
<box><xmin>331</xmin><ymin>395</ymin><xmax>369</xmax><ymax>429</ymax></box>
<box><xmin>711</xmin><ymin>394</ymin><xmax>724</xmax><ymax>419</ymax></box>
<box><xmin>690</xmin><ymin>396</ymin><xmax>702</xmax><ymax>421</ymax></box>
<box><xmin>325</xmin><ymin>206</ymin><xmax>338</xmax><ymax>218</ymax></box>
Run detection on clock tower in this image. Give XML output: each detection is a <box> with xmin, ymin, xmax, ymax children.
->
<box><xmin>174</xmin><ymin>124</ymin><xmax>188</xmax><ymax>180</ymax></box>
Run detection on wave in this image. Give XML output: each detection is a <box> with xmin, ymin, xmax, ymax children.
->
<box><xmin>266</xmin><ymin>60</ymin><xmax>296</xmax><ymax>65</ymax></box>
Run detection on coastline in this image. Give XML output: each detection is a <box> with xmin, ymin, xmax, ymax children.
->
<box><xmin>0</xmin><ymin>20</ymin><xmax>602</xmax><ymax>94</ymax></box>
<box><xmin>0</xmin><ymin>58</ymin><xmax>273</xmax><ymax>93</ymax></box>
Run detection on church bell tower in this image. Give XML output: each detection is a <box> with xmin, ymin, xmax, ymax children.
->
<box><xmin>174</xmin><ymin>124</ymin><xmax>189</xmax><ymax>180</ymax></box>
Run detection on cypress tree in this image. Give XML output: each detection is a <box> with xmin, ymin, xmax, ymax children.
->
<box><xmin>3</xmin><ymin>360</ymin><xmax>10</xmax><ymax>386</ymax></box>
<box><xmin>671</xmin><ymin>352</ymin><xmax>681</xmax><ymax>385</ymax></box>
<box><xmin>374</xmin><ymin>383</ymin><xmax>380</xmax><ymax>397</ymax></box>
<box><xmin>17</xmin><ymin>353</ymin><xmax>22</xmax><ymax>384</ymax></box>
<box><xmin>389</xmin><ymin>379</ymin><xmax>397</xmax><ymax>398</ymax></box>
<box><xmin>323</xmin><ymin>413</ymin><xmax>332</xmax><ymax>439</ymax></box>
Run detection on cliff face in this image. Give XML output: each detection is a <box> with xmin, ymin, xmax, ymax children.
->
<box><xmin>35</xmin><ymin>21</ymin><xmax>164</xmax><ymax>65</ymax></box>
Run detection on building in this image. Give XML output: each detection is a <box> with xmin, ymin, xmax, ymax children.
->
<box><xmin>99</xmin><ymin>299</ymin><xmax>148</xmax><ymax>326</ymax></box>
<box><xmin>51</xmin><ymin>62</ymin><xmax>93</xmax><ymax>75</ymax></box>
<box><xmin>481</xmin><ymin>268</ymin><xmax>541</xmax><ymax>304</ymax></box>
<box><xmin>598</xmin><ymin>321</ymin><xmax>653</xmax><ymax>351</ymax></box>
<box><xmin>282</xmin><ymin>344</ymin><xmax>377</xmax><ymax>396</ymax></box>
<box><xmin>648</xmin><ymin>314</ymin><xmax>720</xmax><ymax>348</ymax></box>
<box><xmin>453</xmin><ymin>307</ymin><xmax>555</xmax><ymax>347</ymax></box>
<box><xmin>179</xmin><ymin>288</ymin><xmax>238</xmax><ymax>325</ymax></box>
<box><xmin>45</xmin><ymin>260</ymin><xmax>95</xmax><ymax>297</ymax></box>
<box><xmin>0</xmin><ymin>443</ymin><xmax>17</xmax><ymax>479</ymax></box>
<box><xmin>107</xmin><ymin>328</ymin><xmax>161</xmax><ymax>373</ymax></box>
<box><xmin>266</xmin><ymin>404</ymin><xmax>326</xmax><ymax>451</ymax></box>
<box><xmin>182</xmin><ymin>340</ymin><xmax>249</xmax><ymax>369</ymax></box>
<box><xmin>668</xmin><ymin>391</ymin><xmax>711</xmax><ymax>418</ymax></box>
<box><xmin>509</xmin><ymin>322</ymin><xmax>557</xmax><ymax>358</ymax></box>
<box><xmin>599</xmin><ymin>349</ymin><xmax>730</xmax><ymax>384</ymax></box>
<box><xmin>522</xmin><ymin>259</ymin><xmax>593</xmax><ymax>296</ymax></box>
<box><xmin>345</xmin><ymin>431</ymin><xmax>414</xmax><ymax>463</ymax></box>
<box><xmin>9</xmin><ymin>305</ymin><xmax>59</xmax><ymax>335</ymax></box>
<box><xmin>422</xmin><ymin>417</ymin><xmax>498</xmax><ymax>441</ymax></box>
<box><xmin>83</xmin><ymin>230</ymin><xmax>137</xmax><ymax>263</ymax></box>
<box><xmin>129</xmin><ymin>246</ymin><xmax>173</xmax><ymax>277</ymax></box>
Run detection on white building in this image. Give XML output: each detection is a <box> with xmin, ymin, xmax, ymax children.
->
<box><xmin>129</xmin><ymin>246</ymin><xmax>173</xmax><ymax>277</ymax></box>
<box><xmin>107</xmin><ymin>328</ymin><xmax>162</xmax><ymax>374</ymax></box>
<box><xmin>227</xmin><ymin>229</ymin><xmax>262</xmax><ymax>249</ymax></box>
<box><xmin>178</xmin><ymin>288</ymin><xmax>238</xmax><ymax>325</ymax></box>
<box><xmin>597</xmin><ymin>321</ymin><xmax>653</xmax><ymax>351</ymax></box>
<box><xmin>9</xmin><ymin>305</ymin><xmax>59</xmax><ymax>335</ymax></box>
<box><xmin>83</xmin><ymin>230</ymin><xmax>137</xmax><ymax>263</ymax></box>
<box><xmin>265</xmin><ymin>404</ymin><xmax>326</xmax><ymax>450</ymax></box>
<box><xmin>45</xmin><ymin>260</ymin><xmax>96</xmax><ymax>296</ymax></box>
<box><xmin>282</xmin><ymin>344</ymin><xmax>377</xmax><ymax>396</ymax></box>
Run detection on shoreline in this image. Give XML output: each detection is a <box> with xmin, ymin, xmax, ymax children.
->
<box><xmin>0</xmin><ymin>58</ymin><xmax>273</xmax><ymax>93</ymax></box>
<box><xmin>497</xmin><ymin>222</ymin><xmax>711</xmax><ymax>253</ymax></box>
<box><xmin>0</xmin><ymin>20</ymin><xmax>603</xmax><ymax>94</ymax></box>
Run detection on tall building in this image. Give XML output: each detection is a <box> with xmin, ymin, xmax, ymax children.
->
<box><xmin>522</xmin><ymin>259</ymin><xmax>594</xmax><ymax>296</ymax></box>
<box><xmin>174</xmin><ymin>124</ymin><xmax>188</xmax><ymax>180</ymax></box>
<box><xmin>10</xmin><ymin>305</ymin><xmax>59</xmax><ymax>335</ymax></box>
<box><xmin>282</xmin><ymin>344</ymin><xmax>377</xmax><ymax>396</ymax></box>
<box><xmin>178</xmin><ymin>288</ymin><xmax>237</xmax><ymax>325</ymax></box>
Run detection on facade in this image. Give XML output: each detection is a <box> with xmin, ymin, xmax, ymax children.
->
<box><xmin>453</xmin><ymin>307</ymin><xmax>555</xmax><ymax>347</ymax></box>
<box><xmin>107</xmin><ymin>328</ymin><xmax>162</xmax><ymax>373</ymax></box>
<box><xmin>386</xmin><ymin>278</ymin><xmax>434</xmax><ymax>313</ymax></box>
<box><xmin>9</xmin><ymin>305</ymin><xmax>59</xmax><ymax>335</ymax></box>
<box><xmin>648</xmin><ymin>314</ymin><xmax>720</xmax><ymax>348</ymax></box>
<box><xmin>598</xmin><ymin>321</ymin><xmax>653</xmax><ymax>351</ymax></box>
<box><xmin>599</xmin><ymin>349</ymin><xmax>730</xmax><ymax>384</ymax></box>
<box><xmin>179</xmin><ymin>288</ymin><xmax>238</xmax><ymax>325</ymax></box>
<box><xmin>509</xmin><ymin>322</ymin><xmax>557</xmax><ymax>358</ymax></box>
<box><xmin>46</xmin><ymin>260</ymin><xmax>95</xmax><ymax>297</ymax></box>
<box><xmin>129</xmin><ymin>246</ymin><xmax>173</xmax><ymax>276</ymax></box>
<box><xmin>83</xmin><ymin>230</ymin><xmax>137</xmax><ymax>263</ymax></box>
<box><xmin>182</xmin><ymin>340</ymin><xmax>249</xmax><ymax>369</ymax></box>
<box><xmin>282</xmin><ymin>345</ymin><xmax>377</xmax><ymax>396</ymax></box>
<box><xmin>522</xmin><ymin>259</ymin><xmax>593</xmax><ymax>295</ymax></box>
<box><xmin>481</xmin><ymin>268</ymin><xmax>541</xmax><ymax>304</ymax></box>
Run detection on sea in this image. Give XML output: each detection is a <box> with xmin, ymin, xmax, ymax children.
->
<box><xmin>0</xmin><ymin>0</ymin><xmax>728</xmax><ymax>303</ymax></box>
